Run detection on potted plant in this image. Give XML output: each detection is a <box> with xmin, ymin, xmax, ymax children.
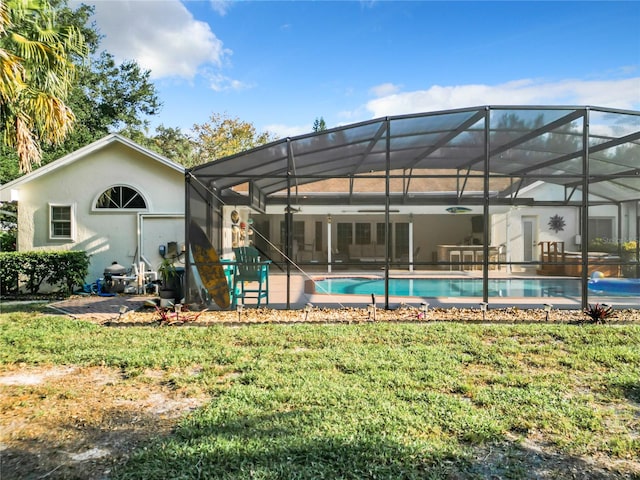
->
<box><xmin>158</xmin><ymin>258</ymin><xmax>178</xmax><ymax>304</ymax></box>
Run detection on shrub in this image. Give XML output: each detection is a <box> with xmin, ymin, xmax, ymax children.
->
<box><xmin>21</xmin><ymin>251</ymin><xmax>54</xmax><ymax>294</ymax></box>
<box><xmin>0</xmin><ymin>252</ymin><xmax>21</xmax><ymax>295</ymax></box>
<box><xmin>588</xmin><ymin>239</ymin><xmax>639</xmax><ymax>278</ymax></box>
<box><xmin>47</xmin><ymin>251</ymin><xmax>91</xmax><ymax>294</ymax></box>
<box><xmin>0</xmin><ymin>250</ymin><xmax>89</xmax><ymax>296</ymax></box>
<box><xmin>0</xmin><ymin>231</ymin><xmax>16</xmax><ymax>251</ymax></box>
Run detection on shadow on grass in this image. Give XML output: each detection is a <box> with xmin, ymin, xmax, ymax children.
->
<box><xmin>620</xmin><ymin>381</ymin><xmax>640</xmax><ymax>404</ymax></box>
<box><xmin>0</xmin><ymin>407</ymin><xmax>179</xmax><ymax>480</ymax></box>
<box><xmin>112</xmin><ymin>408</ymin><xmax>635</xmax><ymax>480</ymax></box>
<box><xmin>0</xmin><ymin>301</ymin><xmax>53</xmax><ymax>314</ymax></box>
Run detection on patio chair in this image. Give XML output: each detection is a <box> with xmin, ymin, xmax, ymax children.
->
<box><xmin>233</xmin><ymin>246</ymin><xmax>271</xmax><ymax>307</ymax></box>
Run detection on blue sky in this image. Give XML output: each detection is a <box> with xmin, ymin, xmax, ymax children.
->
<box><xmin>79</xmin><ymin>0</ymin><xmax>639</xmax><ymax>139</ymax></box>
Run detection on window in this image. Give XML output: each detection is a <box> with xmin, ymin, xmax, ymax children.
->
<box><xmin>588</xmin><ymin>217</ymin><xmax>614</xmax><ymax>243</ymax></box>
<box><xmin>280</xmin><ymin>221</ymin><xmax>305</xmax><ymax>247</ymax></box>
<box><xmin>337</xmin><ymin>223</ymin><xmax>352</xmax><ymax>253</ymax></box>
<box><xmin>395</xmin><ymin>223</ymin><xmax>409</xmax><ymax>258</ymax></box>
<box><xmin>50</xmin><ymin>204</ymin><xmax>73</xmax><ymax>240</ymax></box>
<box><xmin>355</xmin><ymin>223</ymin><xmax>371</xmax><ymax>245</ymax></box>
<box><xmin>376</xmin><ymin>223</ymin><xmax>386</xmax><ymax>244</ymax></box>
<box><xmin>315</xmin><ymin>221</ymin><xmax>323</xmax><ymax>251</ymax></box>
<box><xmin>95</xmin><ymin>186</ymin><xmax>146</xmax><ymax>209</ymax></box>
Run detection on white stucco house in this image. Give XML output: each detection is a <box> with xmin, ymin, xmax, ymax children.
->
<box><xmin>2</xmin><ymin>107</ymin><xmax>637</xmax><ymax>310</ymax></box>
<box><xmin>0</xmin><ymin>134</ymin><xmax>186</xmax><ymax>285</ymax></box>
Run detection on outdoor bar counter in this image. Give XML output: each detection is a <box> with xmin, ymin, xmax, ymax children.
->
<box><xmin>436</xmin><ymin>245</ymin><xmax>499</xmax><ymax>270</ymax></box>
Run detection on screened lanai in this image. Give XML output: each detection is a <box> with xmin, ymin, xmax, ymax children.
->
<box><xmin>186</xmin><ymin>105</ymin><xmax>640</xmax><ymax>310</ymax></box>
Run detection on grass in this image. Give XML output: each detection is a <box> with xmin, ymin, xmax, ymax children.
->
<box><xmin>1</xmin><ymin>310</ymin><xmax>639</xmax><ymax>479</ymax></box>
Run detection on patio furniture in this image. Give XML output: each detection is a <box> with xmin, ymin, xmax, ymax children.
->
<box><xmin>449</xmin><ymin>250</ymin><xmax>462</xmax><ymax>271</ymax></box>
<box><xmin>233</xmin><ymin>246</ymin><xmax>271</xmax><ymax>307</ymax></box>
<box><xmin>462</xmin><ymin>250</ymin><xmax>475</xmax><ymax>270</ymax></box>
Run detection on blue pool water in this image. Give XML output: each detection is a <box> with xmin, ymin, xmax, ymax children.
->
<box><xmin>313</xmin><ymin>277</ymin><xmax>584</xmax><ymax>298</ymax></box>
<box><xmin>588</xmin><ymin>277</ymin><xmax>640</xmax><ymax>296</ymax></box>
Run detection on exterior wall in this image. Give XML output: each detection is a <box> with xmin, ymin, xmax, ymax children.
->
<box><xmin>490</xmin><ymin>206</ymin><xmax>580</xmax><ymax>269</ymax></box>
<box><xmin>14</xmin><ymin>142</ymin><xmax>184</xmax><ymax>284</ymax></box>
<box><xmin>412</xmin><ymin>214</ymin><xmax>480</xmax><ymax>264</ymax></box>
<box><xmin>230</xmin><ymin>210</ymin><xmax>487</xmax><ymax>267</ymax></box>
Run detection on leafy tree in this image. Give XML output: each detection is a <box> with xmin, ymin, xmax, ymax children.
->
<box><xmin>129</xmin><ymin>124</ymin><xmax>197</xmax><ymax>166</ymax></box>
<box><xmin>41</xmin><ymin>1</ymin><xmax>160</xmax><ymax>162</ymax></box>
<box><xmin>191</xmin><ymin>113</ymin><xmax>275</xmax><ymax>164</ymax></box>
<box><xmin>0</xmin><ymin>0</ymin><xmax>87</xmax><ymax>173</ymax></box>
<box><xmin>312</xmin><ymin>116</ymin><xmax>327</xmax><ymax>132</ymax></box>
<box><xmin>0</xmin><ymin>201</ymin><xmax>17</xmax><ymax>251</ymax></box>
<box><xmin>70</xmin><ymin>53</ymin><xmax>160</xmax><ymax>137</ymax></box>
<box><xmin>150</xmin><ymin>125</ymin><xmax>196</xmax><ymax>165</ymax></box>
<box><xmin>0</xmin><ymin>145</ymin><xmax>19</xmax><ymax>182</ymax></box>
<box><xmin>0</xmin><ymin>0</ymin><xmax>161</xmax><ymax>181</ymax></box>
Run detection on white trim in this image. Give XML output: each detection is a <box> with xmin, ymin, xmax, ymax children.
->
<box><xmin>91</xmin><ymin>183</ymin><xmax>150</xmax><ymax>212</ymax></box>
<box><xmin>49</xmin><ymin>203</ymin><xmax>76</xmax><ymax>241</ymax></box>
<box><xmin>136</xmin><ymin>212</ymin><xmax>185</xmax><ymax>269</ymax></box>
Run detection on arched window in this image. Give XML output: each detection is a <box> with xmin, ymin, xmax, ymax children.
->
<box><xmin>95</xmin><ymin>186</ymin><xmax>147</xmax><ymax>209</ymax></box>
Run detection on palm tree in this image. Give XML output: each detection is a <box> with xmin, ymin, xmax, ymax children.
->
<box><xmin>0</xmin><ymin>0</ymin><xmax>86</xmax><ymax>173</ymax></box>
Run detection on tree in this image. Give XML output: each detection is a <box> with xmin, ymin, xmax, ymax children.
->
<box><xmin>131</xmin><ymin>124</ymin><xmax>197</xmax><ymax>167</ymax></box>
<box><xmin>312</xmin><ymin>116</ymin><xmax>327</xmax><ymax>132</ymax></box>
<box><xmin>41</xmin><ymin>1</ymin><xmax>160</xmax><ymax>162</ymax></box>
<box><xmin>0</xmin><ymin>0</ymin><xmax>87</xmax><ymax>173</ymax></box>
<box><xmin>191</xmin><ymin>113</ymin><xmax>275</xmax><ymax>164</ymax></box>
<box><xmin>0</xmin><ymin>1</ymin><xmax>162</xmax><ymax>181</ymax></box>
<box><xmin>66</xmin><ymin>52</ymin><xmax>160</xmax><ymax>139</ymax></box>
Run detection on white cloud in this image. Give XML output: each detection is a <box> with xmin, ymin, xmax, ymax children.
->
<box><xmin>365</xmin><ymin>78</ymin><xmax>640</xmax><ymax>118</ymax></box>
<box><xmin>83</xmin><ymin>0</ymin><xmax>231</xmax><ymax>80</ymax></box>
<box><xmin>369</xmin><ymin>82</ymin><xmax>401</xmax><ymax>98</ymax></box>
<box><xmin>205</xmin><ymin>72</ymin><xmax>253</xmax><ymax>92</ymax></box>
<box><xmin>209</xmin><ymin>0</ymin><xmax>232</xmax><ymax>16</ymax></box>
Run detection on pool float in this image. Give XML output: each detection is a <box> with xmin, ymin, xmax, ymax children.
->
<box><xmin>588</xmin><ymin>274</ymin><xmax>640</xmax><ymax>296</ymax></box>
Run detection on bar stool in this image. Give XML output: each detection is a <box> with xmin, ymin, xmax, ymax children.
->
<box><xmin>450</xmin><ymin>250</ymin><xmax>461</xmax><ymax>271</ymax></box>
<box><xmin>462</xmin><ymin>250</ymin><xmax>475</xmax><ymax>270</ymax></box>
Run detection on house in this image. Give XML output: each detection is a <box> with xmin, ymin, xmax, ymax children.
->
<box><xmin>186</xmin><ymin>106</ymin><xmax>640</xmax><ymax>308</ymax></box>
<box><xmin>2</xmin><ymin>106</ymin><xmax>638</xmax><ymax>309</ymax></box>
<box><xmin>0</xmin><ymin>134</ymin><xmax>186</xmax><ymax>286</ymax></box>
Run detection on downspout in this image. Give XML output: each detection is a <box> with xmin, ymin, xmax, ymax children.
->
<box><xmin>136</xmin><ymin>212</ymin><xmax>142</xmax><ymax>269</ymax></box>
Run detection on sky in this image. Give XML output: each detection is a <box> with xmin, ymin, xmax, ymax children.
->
<box><xmin>76</xmin><ymin>0</ymin><xmax>640</xmax><ymax>139</ymax></box>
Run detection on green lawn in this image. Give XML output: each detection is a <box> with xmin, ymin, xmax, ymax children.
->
<box><xmin>1</xmin><ymin>311</ymin><xmax>639</xmax><ymax>479</ymax></box>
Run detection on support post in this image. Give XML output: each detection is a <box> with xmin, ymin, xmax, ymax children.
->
<box><xmin>482</xmin><ymin>107</ymin><xmax>490</xmax><ymax>304</ymax></box>
<box><xmin>384</xmin><ymin>118</ymin><xmax>391</xmax><ymax>310</ymax></box>
<box><xmin>408</xmin><ymin>214</ymin><xmax>414</xmax><ymax>272</ymax></box>
<box><xmin>581</xmin><ymin>109</ymin><xmax>590</xmax><ymax>309</ymax></box>
<box><xmin>327</xmin><ymin>214</ymin><xmax>332</xmax><ymax>273</ymax></box>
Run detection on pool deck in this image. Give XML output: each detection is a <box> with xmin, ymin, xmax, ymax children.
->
<box><xmin>47</xmin><ymin>270</ymin><xmax>639</xmax><ymax>320</ymax></box>
<box><xmin>252</xmin><ymin>271</ymin><xmax>639</xmax><ymax>311</ymax></box>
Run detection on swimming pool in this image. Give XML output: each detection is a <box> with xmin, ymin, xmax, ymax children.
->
<box><xmin>312</xmin><ymin>277</ymin><xmax>584</xmax><ymax>298</ymax></box>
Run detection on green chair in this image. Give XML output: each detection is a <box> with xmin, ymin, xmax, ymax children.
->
<box><xmin>233</xmin><ymin>246</ymin><xmax>271</xmax><ymax>307</ymax></box>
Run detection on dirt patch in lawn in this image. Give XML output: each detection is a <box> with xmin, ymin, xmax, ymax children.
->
<box><xmin>0</xmin><ymin>365</ymin><xmax>208</xmax><ymax>480</ymax></box>
<box><xmin>1</xmin><ymin>365</ymin><xmax>639</xmax><ymax>479</ymax></box>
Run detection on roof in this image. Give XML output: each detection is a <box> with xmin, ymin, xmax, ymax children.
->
<box><xmin>191</xmin><ymin>105</ymin><xmax>640</xmax><ymax>205</ymax></box>
<box><xmin>0</xmin><ymin>134</ymin><xmax>185</xmax><ymax>199</ymax></box>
